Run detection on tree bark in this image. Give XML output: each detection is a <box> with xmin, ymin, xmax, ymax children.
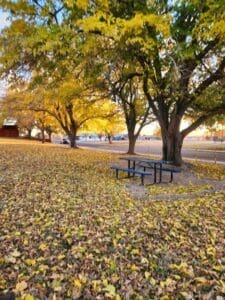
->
<box><xmin>41</xmin><ymin>128</ymin><xmax>45</xmax><ymax>143</ymax></box>
<box><xmin>68</xmin><ymin>130</ymin><xmax>78</xmax><ymax>148</ymax></box>
<box><xmin>107</xmin><ymin>134</ymin><xmax>112</xmax><ymax>144</ymax></box>
<box><xmin>127</xmin><ymin>131</ymin><xmax>137</xmax><ymax>154</ymax></box>
<box><xmin>162</xmin><ymin>134</ymin><xmax>183</xmax><ymax>166</ymax></box>
<box><xmin>161</xmin><ymin>118</ymin><xmax>184</xmax><ymax>166</ymax></box>
<box><xmin>47</xmin><ymin>131</ymin><xmax>52</xmax><ymax>142</ymax></box>
<box><xmin>27</xmin><ymin>129</ymin><xmax>32</xmax><ymax>139</ymax></box>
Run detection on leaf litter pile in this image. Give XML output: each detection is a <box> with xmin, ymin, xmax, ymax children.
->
<box><xmin>0</xmin><ymin>143</ymin><xmax>225</xmax><ymax>299</ymax></box>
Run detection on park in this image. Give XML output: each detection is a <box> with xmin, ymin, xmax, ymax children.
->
<box><xmin>0</xmin><ymin>138</ymin><xmax>225</xmax><ymax>299</ymax></box>
<box><xmin>0</xmin><ymin>0</ymin><xmax>225</xmax><ymax>299</ymax></box>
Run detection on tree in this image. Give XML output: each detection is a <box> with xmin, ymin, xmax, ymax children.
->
<box><xmin>2</xmin><ymin>79</ymin><xmax>119</xmax><ymax>147</ymax></box>
<box><xmin>153</xmin><ymin>127</ymin><xmax>161</xmax><ymax>139</ymax></box>
<box><xmin>76</xmin><ymin>5</ymin><xmax>156</xmax><ymax>154</ymax></box>
<box><xmin>0</xmin><ymin>0</ymin><xmax>156</xmax><ymax>154</ymax></box>
<box><xmin>29</xmin><ymin>78</ymin><xmax>119</xmax><ymax>147</ymax></box>
<box><xmin>0</xmin><ymin>90</ymin><xmax>36</xmax><ymax>137</ymax></box>
<box><xmin>204</xmin><ymin>115</ymin><xmax>225</xmax><ymax>141</ymax></box>
<box><xmin>1</xmin><ymin>0</ymin><xmax>225</xmax><ymax>164</ymax></box>
<box><xmin>35</xmin><ymin>111</ymin><xmax>59</xmax><ymax>142</ymax></box>
<box><xmin>105</xmin><ymin>63</ymin><xmax>154</xmax><ymax>153</ymax></box>
<box><xmin>84</xmin><ymin>111</ymin><xmax>125</xmax><ymax>144</ymax></box>
<box><xmin>0</xmin><ymin>88</ymin><xmax>60</xmax><ymax>140</ymax></box>
<box><xmin>0</xmin><ymin>0</ymin><xmax>120</xmax><ymax>148</ymax></box>
<box><xmin>78</xmin><ymin>0</ymin><xmax>225</xmax><ymax>165</ymax></box>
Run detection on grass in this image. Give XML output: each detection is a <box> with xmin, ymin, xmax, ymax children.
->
<box><xmin>0</xmin><ymin>140</ymin><xmax>225</xmax><ymax>299</ymax></box>
<box><xmin>182</xmin><ymin>141</ymin><xmax>225</xmax><ymax>151</ymax></box>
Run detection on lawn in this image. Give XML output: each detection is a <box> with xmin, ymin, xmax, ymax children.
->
<box><xmin>183</xmin><ymin>141</ymin><xmax>225</xmax><ymax>151</ymax></box>
<box><xmin>0</xmin><ymin>141</ymin><xmax>225</xmax><ymax>299</ymax></box>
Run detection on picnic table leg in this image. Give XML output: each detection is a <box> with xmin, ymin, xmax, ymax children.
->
<box><xmin>159</xmin><ymin>164</ymin><xmax>162</xmax><ymax>183</ymax></box>
<box><xmin>132</xmin><ymin>161</ymin><xmax>135</xmax><ymax>177</ymax></box>
<box><xmin>128</xmin><ymin>160</ymin><xmax>131</xmax><ymax>178</ymax></box>
<box><xmin>141</xmin><ymin>174</ymin><xmax>144</xmax><ymax>185</ymax></box>
<box><xmin>154</xmin><ymin>164</ymin><xmax>157</xmax><ymax>183</ymax></box>
<box><xmin>116</xmin><ymin>169</ymin><xmax>119</xmax><ymax>179</ymax></box>
<box><xmin>170</xmin><ymin>171</ymin><xmax>173</xmax><ymax>183</ymax></box>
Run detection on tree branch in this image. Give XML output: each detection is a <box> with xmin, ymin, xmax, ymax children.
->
<box><xmin>195</xmin><ymin>39</ymin><xmax>219</xmax><ymax>61</ymax></box>
<box><xmin>142</xmin><ymin>70</ymin><xmax>161</xmax><ymax>124</ymax></box>
<box><xmin>181</xmin><ymin>107</ymin><xmax>225</xmax><ymax>138</ymax></box>
<box><xmin>194</xmin><ymin>57</ymin><xmax>225</xmax><ymax>96</ymax></box>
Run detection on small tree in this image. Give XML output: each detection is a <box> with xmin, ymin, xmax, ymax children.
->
<box><xmin>35</xmin><ymin>112</ymin><xmax>59</xmax><ymax>142</ymax></box>
<box><xmin>0</xmin><ymin>91</ymin><xmax>36</xmax><ymax>138</ymax></box>
<box><xmin>27</xmin><ymin>78</ymin><xmax>119</xmax><ymax>147</ymax></box>
<box><xmin>84</xmin><ymin>112</ymin><xmax>125</xmax><ymax>144</ymax></box>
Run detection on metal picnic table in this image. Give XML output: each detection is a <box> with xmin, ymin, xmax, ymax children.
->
<box><xmin>119</xmin><ymin>156</ymin><xmax>179</xmax><ymax>183</ymax></box>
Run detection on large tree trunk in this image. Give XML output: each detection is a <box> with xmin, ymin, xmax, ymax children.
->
<box><xmin>161</xmin><ymin>118</ymin><xmax>184</xmax><ymax>166</ymax></box>
<box><xmin>127</xmin><ymin>131</ymin><xmax>137</xmax><ymax>154</ymax></box>
<box><xmin>68</xmin><ymin>130</ymin><xmax>78</xmax><ymax>148</ymax></box>
<box><xmin>162</xmin><ymin>133</ymin><xmax>183</xmax><ymax>166</ymax></box>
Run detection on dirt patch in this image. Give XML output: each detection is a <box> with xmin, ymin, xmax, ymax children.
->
<box><xmin>125</xmin><ymin>162</ymin><xmax>225</xmax><ymax>200</ymax></box>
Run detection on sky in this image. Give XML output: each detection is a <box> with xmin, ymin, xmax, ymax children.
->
<box><xmin>0</xmin><ymin>10</ymin><xmax>9</xmax><ymax>30</ymax></box>
<box><xmin>0</xmin><ymin>10</ymin><xmax>10</xmax><ymax>97</ymax></box>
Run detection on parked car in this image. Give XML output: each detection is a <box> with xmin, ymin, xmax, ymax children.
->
<box><xmin>112</xmin><ymin>135</ymin><xmax>126</xmax><ymax>141</ymax></box>
<box><xmin>60</xmin><ymin>138</ymin><xmax>69</xmax><ymax>144</ymax></box>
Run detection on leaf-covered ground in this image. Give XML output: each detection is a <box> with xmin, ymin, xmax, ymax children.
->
<box><xmin>0</xmin><ymin>141</ymin><xmax>225</xmax><ymax>299</ymax></box>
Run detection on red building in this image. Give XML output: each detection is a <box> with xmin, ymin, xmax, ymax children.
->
<box><xmin>0</xmin><ymin>125</ymin><xmax>19</xmax><ymax>137</ymax></box>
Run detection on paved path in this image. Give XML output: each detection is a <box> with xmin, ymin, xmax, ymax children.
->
<box><xmin>78</xmin><ymin>140</ymin><xmax>225</xmax><ymax>164</ymax></box>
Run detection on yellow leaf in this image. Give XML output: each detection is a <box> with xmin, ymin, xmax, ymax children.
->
<box><xmin>130</xmin><ymin>264</ymin><xmax>139</xmax><ymax>271</ymax></box>
<box><xmin>73</xmin><ymin>279</ymin><xmax>82</xmax><ymax>290</ymax></box>
<box><xmin>206</xmin><ymin>246</ymin><xmax>216</xmax><ymax>257</ymax></box>
<box><xmin>0</xmin><ymin>276</ymin><xmax>6</xmax><ymax>289</ymax></box>
<box><xmin>144</xmin><ymin>271</ymin><xmax>151</xmax><ymax>279</ymax></box>
<box><xmin>15</xmin><ymin>281</ymin><xmax>28</xmax><ymax>292</ymax></box>
<box><xmin>23</xmin><ymin>239</ymin><xmax>29</xmax><ymax>246</ymax></box>
<box><xmin>5</xmin><ymin>256</ymin><xmax>16</xmax><ymax>264</ymax></box>
<box><xmin>92</xmin><ymin>280</ymin><xmax>100</xmax><ymax>292</ymax></box>
<box><xmin>103</xmin><ymin>284</ymin><xmax>116</xmax><ymax>297</ymax></box>
<box><xmin>213</xmin><ymin>265</ymin><xmax>225</xmax><ymax>272</ymax></box>
<box><xmin>11</xmin><ymin>249</ymin><xmax>21</xmax><ymax>257</ymax></box>
<box><xmin>180</xmin><ymin>291</ymin><xmax>188</xmax><ymax>298</ymax></box>
<box><xmin>25</xmin><ymin>259</ymin><xmax>36</xmax><ymax>266</ymax></box>
<box><xmin>38</xmin><ymin>264</ymin><xmax>49</xmax><ymax>272</ymax></box>
<box><xmin>52</xmin><ymin>280</ymin><xmax>62</xmax><ymax>292</ymax></box>
<box><xmin>194</xmin><ymin>277</ymin><xmax>208</xmax><ymax>285</ymax></box>
<box><xmin>131</xmin><ymin>249</ymin><xmax>140</xmax><ymax>255</ymax></box>
<box><xmin>39</xmin><ymin>243</ymin><xmax>48</xmax><ymax>251</ymax></box>
<box><xmin>57</xmin><ymin>254</ymin><xmax>65</xmax><ymax>260</ymax></box>
<box><xmin>23</xmin><ymin>294</ymin><xmax>35</xmax><ymax>300</ymax></box>
<box><xmin>150</xmin><ymin>277</ymin><xmax>156</xmax><ymax>286</ymax></box>
<box><xmin>160</xmin><ymin>296</ymin><xmax>170</xmax><ymax>300</ymax></box>
<box><xmin>0</xmin><ymin>257</ymin><xmax>5</xmax><ymax>264</ymax></box>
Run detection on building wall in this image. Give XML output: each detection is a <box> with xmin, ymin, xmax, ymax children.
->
<box><xmin>0</xmin><ymin>126</ymin><xmax>19</xmax><ymax>137</ymax></box>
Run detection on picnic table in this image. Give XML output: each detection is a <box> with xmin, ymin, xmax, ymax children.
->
<box><xmin>111</xmin><ymin>156</ymin><xmax>181</xmax><ymax>184</ymax></box>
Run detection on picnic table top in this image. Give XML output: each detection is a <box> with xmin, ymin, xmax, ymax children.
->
<box><xmin>120</xmin><ymin>156</ymin><xmax>173</xmax><ymax>165</ymax></box>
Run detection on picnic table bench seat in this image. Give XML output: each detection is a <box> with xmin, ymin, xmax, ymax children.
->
<box><xmin>138</xmin><ymin>162</ymin><xmax>181</xmax><ymax>182</ymax></box>
<box><xmin>111</xmin><ymin>157</ymin><xmax>182</xmax><ymax>184</ymax></box>
<box><xmin>111</xmin><ymin>165</ymin><xmax>152</xmax><ymax>185</ymax></box>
